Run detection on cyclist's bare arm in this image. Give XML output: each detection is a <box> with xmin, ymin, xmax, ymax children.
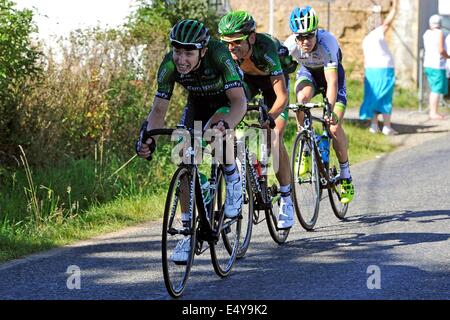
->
<box><xmin>324</xmin><ymin>68</ymin><xmax>338</xmax><ymax>108</ymax></box>
<box><xmin>146</xmin><ymin>97</ymin><xmax>170</xmax><ymax>130</ymax></box>
<box><xmin>215</xmin><ymin>86</ymin><xmax>247</xmax><ymax>130</ymax></box>
<box><xmin>324</xmin><ymin>68</ymin><xmax>339</xmax><ymax>125</ymax></box>
<box><xmin>138</xmin><ymin>97</ymin><xmax>169</xmax><ymax>159</ymax></box>
<box><xmin>268</xmin><ymin>74</ymin><xmax>289</xmax><ymax>119</ymax></box>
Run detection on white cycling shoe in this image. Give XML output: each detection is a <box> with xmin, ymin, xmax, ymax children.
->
<box><xmin>224</xmin><ymin>177</ymin><xmax>242</xmax><ymax>218</ymax></box>
<box><xmin>277</xmin><ymin>197</ymin><xmax>295</xmax><ymax>229</ymax></box>
<box><xmin>170</xmin><ymin>236</ymin><xmax>191</xmax><ymax>265</ymax></box>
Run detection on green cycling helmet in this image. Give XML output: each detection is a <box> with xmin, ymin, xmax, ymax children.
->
<box><xmin>169</xmin><ymin>19</ymin><xmax>210</xmax><ymax>49</ymax></box>
<box><xmin>218</xmin><ymin>11</ymin><xmax>256</xmax><ymax>38</ymax></box>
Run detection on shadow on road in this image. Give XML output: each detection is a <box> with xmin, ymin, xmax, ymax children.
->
<box><xmin>346</xmin><ymin>209</ymin><xmax>450</xmax><ymax>227</ymax></box>
<box><xmin>345</xmin><ymin>118</ymin><xmax>439</xmax><ymax>135</ymax></box>
<box><xmin>1</xmin><ymin>210</ymin><xmax>449</xmax><ymax>300</ymax></box>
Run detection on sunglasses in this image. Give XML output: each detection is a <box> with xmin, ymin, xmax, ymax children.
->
<box><xmin>295</xmin><ymin>32</ymin><xmax>316</xmax><ymax>41</ymax></box>
<box><xmin>221</xmin><ymin>34</ymin><xmax>249</xmax><ymax>46</ymax></box>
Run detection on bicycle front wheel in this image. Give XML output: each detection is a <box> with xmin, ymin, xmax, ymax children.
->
<box><xmin>291</xmin><ymin>132</ymin><xmax>321</xmax><ymax>231</ymax></box>
<box><xmin>161</xmin><ymin>166</ymin><xmax>196</xmax><ymax>298</ymax></box>
<box><xmin>210</xmin><ymin>167</ymin><xmax>241</xmax><ymax>277</ymax></box>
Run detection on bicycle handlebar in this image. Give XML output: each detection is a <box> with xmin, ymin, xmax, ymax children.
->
<box><xmin>287</xmin><ymin>102</ymin><xmax>325</xmax><ymax>112</ymax></box>
<box><xmin>288</xmin><ymin>101</ymin><xmax>332</xmax><ymax>119</ymax></box>
<box><xmin>143</xmin><ymin>128</ymin><xmax>179</xmax><ymax>141</ymax></box>
<box><xmin>246</xmin><ymin>100</ymin><xmax>276</xmax><ymax>129</ymax></box>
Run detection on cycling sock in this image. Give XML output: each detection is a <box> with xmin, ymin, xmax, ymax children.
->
<box><xmin>339</xmin><ymin>161</ymin><xmax>351</xmax><ymax>179</ymax></box>
<box><xmin>224</xmin><ymin>164</ymin><xmax>239</xmax><ymax>182</ymax></box>
<box><xmin>181</xmin><ymin>212</ymin><xmax>191</xmax><ymax>228</ymax></box>
<box><xmin>280</xmin><ymin>184</ymin><xmax>293</xmax><ymax>204</ymax></box>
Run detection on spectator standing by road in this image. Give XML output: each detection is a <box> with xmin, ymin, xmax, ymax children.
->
<box><xmin>423</xmin><ymin>14</ymin><xmax>450</xmax><ymax>120</ymax></box>
<box><xmin>359</xmin><ymin>0</ymin><xmax>398</xmax><ymax>135</ymax></box>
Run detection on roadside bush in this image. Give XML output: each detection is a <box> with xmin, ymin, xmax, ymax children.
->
<box><xmin>0</xmin><ymin>0</ymin><xmax>42</xmax><ymax>159</ymax></box>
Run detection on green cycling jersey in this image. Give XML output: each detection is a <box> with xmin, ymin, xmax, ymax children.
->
<box><xmin>156</xmin><ymin>38</ymin><xmax>243</xmax><ymax>106</ymax></box>
<box><xmin>237</xmin><ymin>33</ymin><xmax>297</xmax><ymax>76</ymax></box>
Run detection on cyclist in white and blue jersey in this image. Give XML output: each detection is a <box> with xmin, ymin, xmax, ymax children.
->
<box><xmin>284</xmin><ymin>6</ymin><xmax>354</xmax><ymax>204</ymax></box>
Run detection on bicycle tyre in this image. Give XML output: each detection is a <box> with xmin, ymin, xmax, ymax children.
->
<box><xmin>223</xmin><ymin>162</ymin><xmax>253</xmax><ymax>259</ymax></box>
<box><xmin>328</xmin><ymin>166</ymin><xmax>349</xmax><ymax>219</ymax></box>
<box><xmin>210</xmin><ymin>167</ymin><xmax>241</xmax><ymax>277</ymax></box>
<box><xmin>291</xmin><ymin>132</ymin><xmax>321</xmax><ymax>231</ymax></box>
<box><xmin>263</xmin><ymin>181</ymin><xmax>290</xmax><ymax>244</ymax></box>
<box><xmin>161</xmin><ymin>166</ymin><xmax>196</xmax><ymax>298</ymax></box>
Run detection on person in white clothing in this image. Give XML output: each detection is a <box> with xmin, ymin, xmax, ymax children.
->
<box><xmin>445</xmin><ymin>33</ymin><xmax>450</xmax><ymax>98</ymax></box>
<box><xmin>423</xmin><ymin>14</ymin><xmax>450</xmax><ymax>120</ymax></box>
<box><xmin>359</xmin><ymin>0</ymin><xmax>398</xmax><ymax>135</ymax></box>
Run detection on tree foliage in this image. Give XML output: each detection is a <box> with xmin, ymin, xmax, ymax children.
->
<box><xmin>127</xmin><ymin>0</ymin><xmax>222</xmax><ymax>43</ymax></box>
<box><xmin>0</xmin><ymin>0</ymin><xmax>42</xmax><ymax>145</ymax></box>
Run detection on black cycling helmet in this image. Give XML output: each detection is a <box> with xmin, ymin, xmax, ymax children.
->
<box><xmin>169</xmin><ymin>19</ymin><xmax>210</xmax><ymax>49</ymax></box>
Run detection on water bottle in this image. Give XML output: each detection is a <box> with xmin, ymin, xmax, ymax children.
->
<box><xmin>318</xmin><ymin>132</ymin><xmax>330</xmax><ymax>165</ymax></box>
<box><xmin>199</xmin><ymin>172</ymin><xmax>212</xmax><ymax>205</ymax></box>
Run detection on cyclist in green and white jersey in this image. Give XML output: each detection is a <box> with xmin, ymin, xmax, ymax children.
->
<box><xmin>136</xmin><ymin>19</ymin><xmax>247</xmax><ymax>263</ymax></box>
<box><xmin>218</xmin><ymin>11</ymin><xmax>298</xmax><ymax>229</ymax></box>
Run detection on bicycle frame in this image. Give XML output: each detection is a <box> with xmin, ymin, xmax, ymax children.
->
<box><xmin>145</xmin><ymin>127</ymin><xmax>234</xmax><ymax>244</ymax></box>
<box><xmin>238</xmin><ymin>102</ymin><xmax>273</xmax><ymax>212</ymax></box>
<box><xmin>289</xmin><ymin>96</ymin><xmax>339</xmax><ymax>190</ymax></box>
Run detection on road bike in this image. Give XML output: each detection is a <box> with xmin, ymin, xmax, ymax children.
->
<box><xmin>288</xmin><ymin>95</ymin><xmax>349</xmax><ymax>231</ymax></box>
<box><xmin>231</xmin><ymin>97</ymin><xmax>290</xmax><ymax>254</ymax></box>
<box><xmin>143</xmin><ymin>127</ymin><xmax>242</xmax><ymax>298</ymax></box>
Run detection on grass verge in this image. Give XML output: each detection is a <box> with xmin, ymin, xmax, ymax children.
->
<box><xmin>1</xmin><ymin>77</ymin><xmax>405</xmax><ymax>263</ymax></box>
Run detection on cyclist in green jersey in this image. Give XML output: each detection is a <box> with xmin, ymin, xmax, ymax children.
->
<box><xmin>136</xmin><ymin>19</ymin><xmax>247</xmax><ymax>263</ymax></box>
<box><xmin>218</xmin><ymin>11</ymin><xmax>298</xmax><ymax>229</ymax></box>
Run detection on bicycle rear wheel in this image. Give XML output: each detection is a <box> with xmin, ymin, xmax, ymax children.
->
<box><xmin>161</xmin><ymin>166</ymin><xmax>196</xmax><ymax>298</ymax></box>
<box><xmin>328</xmin><ymin>166</ymin><xmax>349</xmax><ymax>219</ymax></box>
<box><xmin>263</xmin><ymin>182</ymin><xmax>290</xmax><ymax>244</ymax></box>
<box><xmin>210</xmin><ymin>167</ymin><xmax>241</xmax><ymax>277</ymax></box>
<box><xmin>291</xmin><ymin>132</ymin><xmax>321</xmax><ymax>231</ymax></box>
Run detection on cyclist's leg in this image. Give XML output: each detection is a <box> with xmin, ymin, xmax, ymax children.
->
<box><xmin>327</xmin><ymin>64</ymin><xmax>349</xmax><ymax>164</ymax></box>
<box><xmin>169</xmin><ymin>103</ymin><xmax>197</xmax><ymax>262</ymax></box>
<box><xmin>326</xmin><ymin>64</ymin><xmax>354</xmax><ymax>203</ymax></box>
<box><xmin>295</xmin><ymin>65</ymin><xmax>316</xmax><ymax>130</ymax></box>
<box><xmin>174</xmin><ymin>102</ymin><xmax>216</xmax><ymax>261</ymax></box>
<box><xmin>260</xmin><ymin>77</ymin><xmax>291</xmax><ymax>184</ymax></box>
<box><xmin>253</xmin><ymin>74</ymin><xmax>294</xmax><ymax>228</ymax></box>
<box><xmin>205</xmin><ymin>106</ymin><xmax>243</xmax><ymax>218</ymax></box>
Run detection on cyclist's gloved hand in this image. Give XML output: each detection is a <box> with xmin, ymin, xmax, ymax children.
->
<box><xmin>135</xmin><ymin>120</ymin><xmax>156</xmax><ymax>161</ymax></box>
<box><xmin>262</xmin><ymin>113</ymin><xmax>276</xmax><ymax>130</ymax></box>
<box><xmin>324</xmin><ymin>111</ymin><xmax>339</xmax><ymax>126</ymax></box>
<box><xmin>266</xmin><ymin>114</ymin><xmax>276</xmax><ymax>129</ymax></box>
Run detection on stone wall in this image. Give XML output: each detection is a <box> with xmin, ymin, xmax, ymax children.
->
<box><xmin>228</xmin><ymin>0</ymin><xmax>420</xmax><ymax>89</ymax></box>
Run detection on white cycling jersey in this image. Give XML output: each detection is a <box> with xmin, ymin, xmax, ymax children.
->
<box><xmin>284</xmin><ymin>29</ymin><xmax>340</xmax><ymax>71</ymax></box>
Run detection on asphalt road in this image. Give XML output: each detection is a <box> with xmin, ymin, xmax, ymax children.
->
<box><xmin>1</xmin><ymin>133</ymin><xmax>449</xmax><ymax>300</ymax></box>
